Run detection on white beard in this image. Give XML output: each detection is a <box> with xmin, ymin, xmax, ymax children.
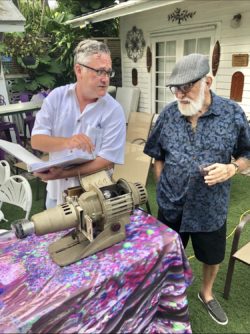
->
<box><xmin>177</xmin><ymin>80</ymin><xmax>206</xmax><ymax>116</ymax></box>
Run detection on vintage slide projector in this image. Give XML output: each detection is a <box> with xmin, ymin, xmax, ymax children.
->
<box><xmin>12</xmin><ymin>171</ymin><xmax>147</xmax><ymax>266</ymax></box>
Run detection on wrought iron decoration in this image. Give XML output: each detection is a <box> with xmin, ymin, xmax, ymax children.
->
<box><xmin>168</xmin><ymin>8</ymin><xmax>196</xmax><ymax>24</ymax></box>
<box><xmin>125</xmin><ymin>26</ymin><xmax>146</xmax><ymax>62</ymax></box>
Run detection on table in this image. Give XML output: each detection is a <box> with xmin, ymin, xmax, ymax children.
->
<box><xmin>0</xmin><ymin>210</ymin><xmax>193</xmax><ymax>333</ymax></box>
<box><xmin>0</xmin><ymin>101</ymin><xmax>43</xmax><ymax>158</ymax></box>
<box><xmin>0</xmin><ymin>101</ymin><xmax>42</xmax><ymax>117</ymax></box>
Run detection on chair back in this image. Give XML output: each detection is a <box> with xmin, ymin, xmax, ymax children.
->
<box><xmin>116</xmin><ymin>87</ymin><xmax>140</xmax><ymax>122</ymax></box>
<box><xmin>0</xmin><ymin>160</ymin><xmax>11</xmax><ymax>185</ymax></box>
<box><xmin>126</xmin><ymin>112</ymin><xmax>154</xmax><ymax>145</ymax></box>
<box><xmin>107</xmin><ymin>85</ymin><xmax>117</xmax><ymax>98</ymax></box>
<box><xmin>113</xmin><ymin>142</ymin><xmax>152</xmax><ymax>186</ymax></box>
<box><xmin>0</xmin><ymin>175</ymin><xmax>32</xmax><ymax>219</ymax></box>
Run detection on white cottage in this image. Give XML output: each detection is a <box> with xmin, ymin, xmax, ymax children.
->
<box><xmin>67</xmin><ymin>0</ymin><xmax>250</xmax><ymax>120</ymax></box>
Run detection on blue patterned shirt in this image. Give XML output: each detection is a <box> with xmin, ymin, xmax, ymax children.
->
<box><xmin>144</xmin><ymin>92</ymin><xmax>250</xmax><ymax>232</ymax></box>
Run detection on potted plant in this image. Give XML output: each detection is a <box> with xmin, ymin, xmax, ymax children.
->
<box><xmin>0</xmin><ymin>32</ymin><xmax>49</xmax><ymax>69</ymax></box>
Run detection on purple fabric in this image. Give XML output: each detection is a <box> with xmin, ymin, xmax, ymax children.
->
<box><xmin>0</xmin><ymin>209</ymin><xmax>193</xmax><ymax>333</ymax></box>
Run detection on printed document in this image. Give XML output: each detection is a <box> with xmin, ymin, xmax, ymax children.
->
<box><xmin>0</xmin><ymin>139</ymin><xmax>95</xmax><ymax>173</ymax></box>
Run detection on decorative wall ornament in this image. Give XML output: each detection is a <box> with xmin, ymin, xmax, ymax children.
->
<box><xmin>230</xmin><ymin>71</ymin><xmax>244</xmax><ymax>102</ymax></box>
<box><xmin>168</xmin><ymin>8</ymin><xmax>196</xmax><ymax>24</ymax></box>
<box><xmin>125</xmin><ymin>26</ymin><xmax>146</xmax><ymax>62</ymax></box>
<box><xmin>132</xmin><ymin>68</ymin><xmax>138</xmax><ymax>86</ymax></box>
<box><xmin>146</xmin><ymin>46</ymin><xmax>152</xmax><ymax>73</ymax></box>
<box><xmin>212</xmin><ymin>40</ymin><xmax>220</xmax><ymax>77</ymax></box>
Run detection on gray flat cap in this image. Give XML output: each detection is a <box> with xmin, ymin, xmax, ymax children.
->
<box><xmin>166</xmin><ymin>53</ymin><xmax>210</xmax><ymax>86</ymax></box>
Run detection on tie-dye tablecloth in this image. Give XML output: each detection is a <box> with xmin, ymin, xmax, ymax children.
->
<box><xmin>0</xmin><ymin>209</ymin><xmax>193</xmax><ymax>333</ymax></box>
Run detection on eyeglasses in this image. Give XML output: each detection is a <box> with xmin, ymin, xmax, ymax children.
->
<box><xmin>78</xmin><ymin>63</ymin><xmax>115</xmax><ymax>78</ymax></box>
<box><xmin>169</xmin><ymin>78</ymin><xmax>201</xmax><ymax>95</ymax></box>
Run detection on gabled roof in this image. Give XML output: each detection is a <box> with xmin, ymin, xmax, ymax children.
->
<box><xmin>0</xmin><ymin>0</ymin><xmax>25</xmax><ymax>32</ymax></box>
<box><xmin>66</xmin><ymin>0</ymin><xmax>184</xmax><ymax>28</ymax></box>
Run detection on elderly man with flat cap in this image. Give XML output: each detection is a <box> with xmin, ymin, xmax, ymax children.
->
<box><xmin>144</xmin><ymin>53</ymin><xmax>250</xmax><ymax>325</ymax></box>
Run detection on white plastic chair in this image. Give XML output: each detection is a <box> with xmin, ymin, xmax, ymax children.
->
<box><xmin>0</xmin><ymin>160</ymin><xmax>11</xmax><ymax>222</ymax></box>
<box><xmin>0</xmin><ymin>175</ymin><xmax>32</xmax><ymax>220</ymax></box>
<box><xmin>116</xmin><ymin>87</ymin><xmax>140</xmax><ymax>123</ymax></box>
<box><xmin>0</xmin><ymin>229</ymin><xmax>8</xmax><ymax>234</ymax></box>
<box><xmin>0</xmin><ymin>160</ymin><xmax>11</xmax><ymax>185</ymax></box>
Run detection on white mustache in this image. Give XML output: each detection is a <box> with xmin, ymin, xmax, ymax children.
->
<box><xmin>177</xmin><ymin>99</ymin><xmax>192</xmax><ymax>103</ymax></box>
<box><xmin>177</xmin><ymin>98</ymin><xmax>191</xmax><ymax>103</ymax></box>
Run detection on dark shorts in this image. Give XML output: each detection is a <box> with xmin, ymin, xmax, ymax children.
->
<box><xmin>157</xmin><ymin>210</ymin><xmax>226</xmax><ymax>265</ymax></box>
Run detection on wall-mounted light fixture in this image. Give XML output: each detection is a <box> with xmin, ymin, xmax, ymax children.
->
<box><xmin>230</xmin><ymin>13</ymin><xmax>242</xmax><ymax>28</ymax></box>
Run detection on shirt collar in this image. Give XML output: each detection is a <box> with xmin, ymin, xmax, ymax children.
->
<box><xmin>205</xmin><ymin>91</ymin><xmax>220</xmax><ymax>116</ymax></box>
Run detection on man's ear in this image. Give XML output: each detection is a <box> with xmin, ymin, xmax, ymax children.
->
<box><xmin>206</xmin><ymin>76</ymin><xmax>213</xmax><ymax>88</ymax></box>
<box><xmin>74</xmin><ymin>64</ymin><xmax>81</xmax><ymax>77</ymax></box>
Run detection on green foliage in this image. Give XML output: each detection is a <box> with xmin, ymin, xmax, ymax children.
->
<box><xmin>13</xmin><ymin>55</ymin><xmax>64</xmax><ymax>92</ymax></box>
<box><xmin>44</xmin><ymin>11</ymin><xmax>86</xmax><ymax>83</ymax></box>
<box><xmin>16</xmin><ymin>0</ymin><xmax>51</xmax><ymax>35</ymax></box>
<box><xmin>56</xmin><ymin>0</ymin><xmax>119</xmax><ymax>37</ymax></box>
<box><xmin>56</xmin><ymin>0</ymin><xmax>115</xmax><ymax>15</ymax></box>
<box><xmin>2</xmin><ymin>32</ymin><xmax>48</xmax><ymax>58</ymax></box>
<box><xmin>1</xmin><ymin>0</ymin><xmax>120</xmax><ymax>92</ymax></box>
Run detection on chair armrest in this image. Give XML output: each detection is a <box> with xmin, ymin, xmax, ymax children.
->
<box><xmin>231</xmin><ymin>213</ymin><xmax>250</xmax><ymax>255</ymax></box>
<box><xmin>131</xmin><ymin>138</ymin><xmax>146</xmax><ymax>145</ymax></box>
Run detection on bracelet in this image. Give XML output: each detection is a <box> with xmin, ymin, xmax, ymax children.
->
<box><xmin>231</xmin><ymin>162</ymin><xmax>239</xmax><ymax>174</ymax></box>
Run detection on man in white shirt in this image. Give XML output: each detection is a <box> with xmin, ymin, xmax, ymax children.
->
<box><xmin>31</xmin><ymin>39</ymin><xmax>126</xmax><ymax>208</ymax></box>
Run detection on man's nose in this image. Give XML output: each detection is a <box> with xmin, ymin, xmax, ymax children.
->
<box><xmin>100</xmin><ymin>75</ymin><xmax>109</xmax><ymax>82</ymax></box>
<box><xmin>175</xmin><ymin>90</ymin><xmax>186</xmax><ymax>99</ymax></box>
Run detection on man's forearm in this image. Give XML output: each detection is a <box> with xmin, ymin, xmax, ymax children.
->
<box><xmin>62</xmin><ymin>157</ymin><xmax>114</xmax><ymax>179</ymax></box>
<box><xmin>31</xmin><ymin>134</ymin><xmax>68</xmax><ymax>152</ymax></box>
<box><xmin>154</xmin><ymin>160</ymin><xmax>164</xmax><ymax>182</ymax></box>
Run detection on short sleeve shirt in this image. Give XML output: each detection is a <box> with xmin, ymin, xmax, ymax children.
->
<box><xmin>144</xmin><ymin>91</ymin><xmax>250</xmax><ymax>232</ymax></box>
<box><xmin>32</xmin><ymin>84</ymin><xmax>126</xmax><ymax>204</ymax></box>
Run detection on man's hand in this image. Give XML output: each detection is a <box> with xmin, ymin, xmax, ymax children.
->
<box><xmin>34</xmin><ymin>167</ymin><xmax>64</xmax><ymax>182</ymax></box>
<box><xmin>66</xmin><ymin>134</ymin><xmax>94</xmax><ymax>153</ymax></box>
<box><xmin>203</xmin><ymin>163</ymin><xmax>236</xmax><ymax>186</ymax></box>
<box><xmin>31</xmin><ymin>134</ymin><xmax>95</xmax><ymax>153</ymax></box>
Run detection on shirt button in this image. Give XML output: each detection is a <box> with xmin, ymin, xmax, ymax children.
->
<box><xmin>193</xmin><ymin>156</ymin><xmax>196</xmax><ymax>160</ymax></box>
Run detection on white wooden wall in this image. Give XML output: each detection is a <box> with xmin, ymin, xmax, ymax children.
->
<box><xmin>120</xmin><ymin>0</ymin><xmax>250</xmax><ymax>119</ymax></box>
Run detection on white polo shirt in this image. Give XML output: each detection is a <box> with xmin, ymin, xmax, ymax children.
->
<box><xmin>32</xmin><ymin>83</ymin><xmax>126</xmax><ymax>204</ymax></box>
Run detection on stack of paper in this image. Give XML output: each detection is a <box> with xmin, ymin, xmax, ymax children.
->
<box><xmin>0</xmin><ymin>140</ymin><xmax>95</xmax><ymax>173</ymax></box>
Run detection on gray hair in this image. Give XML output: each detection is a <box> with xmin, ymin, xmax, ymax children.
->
<box><xmin>74</xmin><ymin>39</ymin><xmax>111</xmax><ymax>65</ymax></box>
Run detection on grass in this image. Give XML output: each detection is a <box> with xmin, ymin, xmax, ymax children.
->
<box><xmin>146</xmin><ymin>170</ymin><xmax>250</xmax><ymax>333</ymax></box>
<box><xmin>1</xmin><ymin>170</ymin><xmax>250</xmax><ymax>333</ymax></box>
